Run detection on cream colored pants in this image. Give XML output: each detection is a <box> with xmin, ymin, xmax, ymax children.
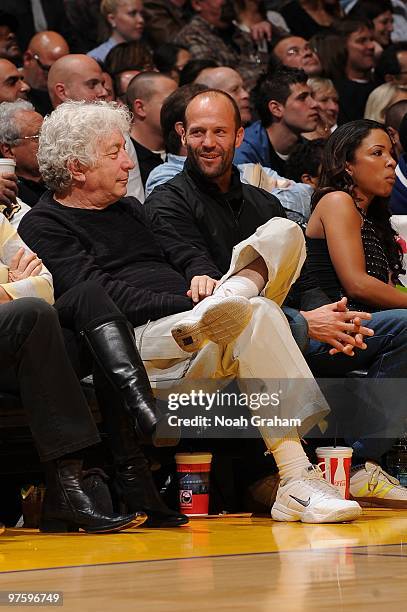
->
<box><xmin>134</xmin><ymin>218</ymin><xmax>329</xmax><ymax>437</ymax></box>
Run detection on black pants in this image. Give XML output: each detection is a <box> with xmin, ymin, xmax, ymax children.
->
<box><xmin>0</xmin><ymin>282</ymin><xmax>140</xmax><ymax>464</ymax></box>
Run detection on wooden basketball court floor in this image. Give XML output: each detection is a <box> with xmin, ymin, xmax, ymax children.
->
<box><xmin>1</xmin><ymin>509</ymin><xmax>407</xmax><ymax>611</ymax></box>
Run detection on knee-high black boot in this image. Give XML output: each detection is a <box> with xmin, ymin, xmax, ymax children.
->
<box><xmin>40</xmin><ymin>458</ymin><xmax>147</xmax><ymax>533</ymax></box>
<box><xmin>81</xmin><ymin>319</ymin><xmax>180</xmax><ymax>447</ymax></box>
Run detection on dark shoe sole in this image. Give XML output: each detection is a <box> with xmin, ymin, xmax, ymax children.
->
<box><xmin>39</xmin><ymin>513</ymin><xmax>147</xmax><ymax>534</ymax></box>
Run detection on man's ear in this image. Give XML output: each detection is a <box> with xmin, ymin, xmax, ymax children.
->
<box><xmin>67</xmin><ymin>158</ymin><xmax>86</xmax><ymax>184</ymax></box>
<box><xmin>235</xmin><ymin>126</ymin><xmax>245</xmax><ymax>149</ymax></box>
<box><xmin>0</xmin><ymin>143</ymin><xmax>14</xmax><ymax>159</ymax></box>
<box><xmin>54</xmin><ymin>82</ymin><xmax>68</xmax><ymax>103</ymax></box>
<box><xmin>268</xmin><ymin>99</ymin><xmax>284</xmax><ymax>120</ymax></box>
<box><xmin>23</xmin><ymin>50</ymin><xmax>32</xmax><ymax>68</ymax></box>
<box><xmin>179</xmin><ymin>123</ymin><xmax>187</xmax><ymax>146</ymax></box>
<box><xmin>132</xmin><ymin>98</ymin><xmax>146</xmax><ymax>120</ymax></box>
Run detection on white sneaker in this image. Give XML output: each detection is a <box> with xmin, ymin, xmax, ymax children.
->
<box><xmin>171</xmin><ymin>295</ymin><xmax>252</xmax><ymax>353</ymax></box>
<box><xmin>271</xmin><ymin>465</ymin><xmax>362</xmax><ymax>523</ymax></box>
<box><xmin>350</xmin><ymin>461</ymin><xmax>407</xmax><ymax>508</ymax></box>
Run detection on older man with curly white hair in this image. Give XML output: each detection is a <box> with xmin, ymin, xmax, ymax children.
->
<box><xmin>19</xmin><ymin>99</ymin><xmax>364</xmax><ymax>525</ymax></box>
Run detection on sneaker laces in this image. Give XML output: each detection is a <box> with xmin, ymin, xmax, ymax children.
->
<box><xmin>368</xmin><ymin>465</ymin><xmax>400</xmax><ymax>492</ymax></box>
<box><xmin>300</xmin><ymin>465</ymin><xmax>342</xmax><ymax>498</ymax></box>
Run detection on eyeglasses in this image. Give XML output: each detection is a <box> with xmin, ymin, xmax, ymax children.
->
<box><xmin>33</xmin><ymin>53</ymin><xmax>51</xmax><ymax>72</ymax></box>
<box><xmin>286</xmin><ymin>45</ymin><xmax>313</xmax><ymax>57</ymax></box>
<box><xmin>18</xmin><ymin>134</ymin><xmax>40</xmax><ymax>141</ymax></box>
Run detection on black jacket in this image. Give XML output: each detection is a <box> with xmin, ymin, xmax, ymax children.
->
<box><xmin>146</xmin><ymin>163</ymin><xmax>285</xmax><ymax>274</ymax></box>
<box><xmin>146</xmin><ymin>162</ymin><xmax>330</xmax><ymax>313</ymax></box>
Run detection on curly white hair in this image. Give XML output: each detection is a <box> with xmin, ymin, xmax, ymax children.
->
<box><xmin>38</xmin><ymin>100</ymin><xmax>131</xmax><ymax>192</ymax></box>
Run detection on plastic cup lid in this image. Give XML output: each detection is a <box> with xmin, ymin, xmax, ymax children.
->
<box><xmin>315</xmin><ymin>446</ymin><xmax>353</xmax><ymax>458</ymax></box>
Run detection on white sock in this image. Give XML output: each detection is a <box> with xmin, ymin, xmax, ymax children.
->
<box><xmin>267</xmin><ymin>436</ymin><xmax>311</xmax><ymax>480</ymax></box>
<box><xmin>214</xmin><ymin>276</ymin><xmax>259</xmax><ymax>299</ymax></box>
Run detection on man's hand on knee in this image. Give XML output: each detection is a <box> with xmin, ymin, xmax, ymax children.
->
<box><xmin>187</xmin><ymin>275</ymin><xmax>219</xmax><ymax>303</ymax></box>
<box><xmin>301</xmin><ymin>297</ymin><xmax>374</xmax><ymax>356</ymax></box>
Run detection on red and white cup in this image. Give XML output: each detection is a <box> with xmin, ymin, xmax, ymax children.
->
<box><xmin>175</xmin><ymin>453</ymin><xmax>212</xmax><ymax>516</ymax></box>
<box><xmin>315</xmin><ymin>446</ymin><xmax>353</xmax><ymax>499</ymax></box>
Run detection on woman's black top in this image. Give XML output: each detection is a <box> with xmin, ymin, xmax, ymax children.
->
<box><xmin>306</xmin><ymin>204</ymin><xmax>390</xmax><ymax>312</ymax></box>
<box><xmin>281</xmin><ymin>1</ymin><xmax>333</xmax><ymax>39</ymax></box>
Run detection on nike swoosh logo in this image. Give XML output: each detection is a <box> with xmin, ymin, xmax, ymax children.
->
<box><xmin>289</xmin><ymin>494</ymin><xmax>311</xmax><ymax>507</ymax></box>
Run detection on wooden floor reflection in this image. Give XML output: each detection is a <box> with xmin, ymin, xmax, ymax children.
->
<box><xmin>1</xmin><ymin>509</ymin><xmax>406</xmax><ymax>611</ymax></box>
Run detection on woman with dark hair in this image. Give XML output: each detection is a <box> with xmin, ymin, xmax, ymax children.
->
<box><xmin>305</xmin><ymin>119</ymin><xmax>407</xmax><ymax>507</ymax></box>
<box><xmin>153</xmin><ymin>43</ymin><xmax>191</xmax><ymax>83</ymax></box>
<box><xmin>306</xmin><ymin>119</ymin><xmax>406</xmax><ymax>312</ymax></box>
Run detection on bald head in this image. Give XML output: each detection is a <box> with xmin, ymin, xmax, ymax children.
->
<box><xmin>126</xmin><ymin>72</ymin><xmax>177</xmax><ymax>107</ymax></box>
<box><xmin>48</xmin><ymin>54</ymin><xmax>108</xmax><ymax>107</ymax></box>
<box><xmin>195</xmin><ymin>66</ymin><xmax>251</xmax><ymax>124</ymax></box>
<box><xmin>184</xmin><ymin>89</ymin><xmax>241</xmax><ymax>131</ymax></box>
<box><xmin>127</xmin><ymin>72</ymin><xmax>177</xmax><ymax>146</ymax></box>
<box><xmin>24</xmin><ymin>31</ymin><xmax>70</xmax><ymax>91</ymax></box>
<box><xmin>0</xmin><ymin>58</ymin><xmax>30</xmax><ymax>103</ymax></box>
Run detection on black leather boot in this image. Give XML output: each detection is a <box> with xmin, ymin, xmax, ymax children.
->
<box><xmin>40</xmin><ymin>458</ymin><xmax>147</xmax><ymax>533</ymax></box>
<box><xmin>114</xmin><ymin>461</ymin><xmax>189</xmax><ymax>528</ymax></box>
<box><xmin>81</xmin><ymin>319</ymin><xmax>180</xmax><ymax>447</ymax></box>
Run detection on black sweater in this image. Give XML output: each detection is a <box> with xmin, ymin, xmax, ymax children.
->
<box><xmin>146</xmin><ymin>162</ymin><xmax>286</xmax><ymax>274</ymax></box>
<box><xmin>19</xmin><ymin>191</ymin><xmax>221</xmax><ymax>326</ymax></box>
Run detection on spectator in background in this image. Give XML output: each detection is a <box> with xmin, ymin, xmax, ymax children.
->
<box><xmin>269</xmin><ymin>35</ymin><xmax>323</xmax><ymax>76</ymax></box>
<box><xmin>285</xmin><ymin>138</ymin><xmax>325</xmax><ymax>187</ymax></box>
<box><xmin>233</xmin><ymin>1</ymin><xmax>273</xmax><ymax>47</ymax></box>
<box><xmin>127</xmin><ymin>72</ymin><xmax>178</xmax><ymax>186</ymax></box>
<box><xmin>0</xmin><ymin>12</ymin><xmax>22</xmax><ymax>65</ymax></box>
<box><xmin>88</xmin><ymin>0</ymin><xmax>146</xmax><ymax>63</ymax></box>
<box><xmin>0</xmin><ymin>101</ymin><xmax>46</xmax><ymax>210</ymax></box>
<box><xmin>364</xmin><ymin>82</ymin><xmax>407</xmax><ymax>123</ymax></box>
<box><xmin>195</xmin><ymin>66</ymin><xmax>252</xmax><ymax>124</ymax></box>
<box><xmin>307</xmin><ymin>77</ymin><xmax>339</xmax><ymax>136</ymax></box>
<box><xmin>23</xmin><ymin>31</ymin><xmax>69</xmax><ymax>116</ymax></box>
<box><xmin>104</xmin><ymin>40</ymin><xmax>154</xmax><ymax>102</ymax></box>
<box><xmin>175</xmin><ymin>0</ymin><xmax>269</xmax><ymax>91</ymax></box>
<box><xmin>234</xmin><ymin>67</ymin><xmax>319</xmax><ymax>176</ymax></box>
<box><xmin>0</xmin><ymin>1</ymin><xmax>73</xmax><ymax>55</ymax></box>
<box><xmin>385</xmin><ymin>99</ymin><xmax>407</xmax><ymax>158</ymax></box>
<box><xmin>281</xmin><ymin>0</ymin><xmax>342</xmax><ymax>39</ymax></box>
<box><xmin>376</xmin><ymin>42</ymin><xmax>407</xmax><ymax>88</ymax></box>
<box><xmin>0</xmin><ymin>60</ymin><xmax>31</xmax><ymax>210</ymax></box>
<box><xmin>349</xmin><ymin>0</ymin><xmax>394</xmax><ymax>57</ymax></box>
<box><xmin>390</xmin><ymin>111</ymin><xmax>407</xmax><ymax>214</ymax></box>
<box><xmin>332</xmin><ymin>18</ymin><xmax>376</xmax><ymax>124</ymax></box>
<box><xmin>179</xmin><ymin>59</ymin><xmax>218</xmax><ymax>86</ymax></box>
<box><xmin>47</xmin><ymin>54</ymin><xmax>108</xmax><ymax>107</ymax></box>
<box><xmin>144</xmin><ymin>0</ymin><xmax>189</xmax><ymax>47</ymax></box>
<box><xmin>153</xmin><ymin>43</ymin><xmax>191</xmax><ymax>84</ymax></box>
<box><xmin>0</xmin><ymin>59</ymin><xmax>30</xmax><ymax>103</ymax></box>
